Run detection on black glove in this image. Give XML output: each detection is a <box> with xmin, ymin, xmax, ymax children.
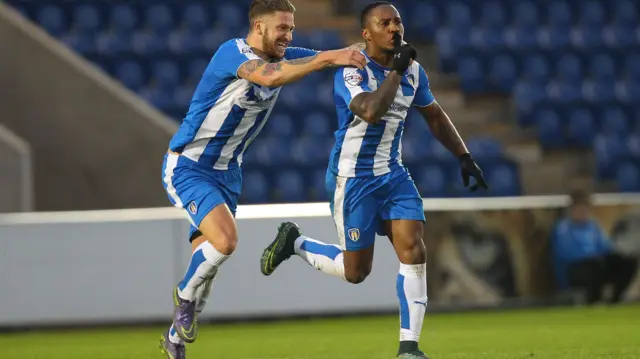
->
<box><xmin>391</xmin><ymin>32</ymin><xmax>417</xmax><ymax>74</ymax></box>
<box><xmin>459</xmin><ymin>153</ymin><xmax>488</xmax><ymax>192</ymax></box>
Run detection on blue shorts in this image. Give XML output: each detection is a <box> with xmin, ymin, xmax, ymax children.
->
<box><xmin>162</xmin><ymin>153</ymin><xmax>242</xmax><ymax>241</ymax></box>
<box><xmin>326</xmin><ymin>167</ymin><xmax>425</xmax><ymax>251</ymax></box>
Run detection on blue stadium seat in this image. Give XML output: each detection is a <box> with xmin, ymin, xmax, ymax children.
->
<box><xmin>446</xmin><ymin>2</ymin><xmax>472</xmax><ymax>30</ymax></box>
<box><xmin>187</xmin><ymin>58</ymin><xmax>210</xmax><ymax>83</ymax></box>
<box><xmin>488</xmin><ymin>54</ymin><xmax>517</xmax><ymax>93</ymax></box>
<box><xmin>523</xmin><ymin>54</ymin><xmax>551</xmax><ymax>83</ymax></box>
<box><xmin>173</xmin><ymin>85</ymin><xmax>196</xmax><ymax>109</ymax></box>
<box><xmin>73</xmin><ymin>4</ymin><xmax>101</xmax><ymax>34</ymax></box>
<box><xmin>241</xmin><ymin>170</ymin><xmax>269</xmax><ymax>204</ymax></box>
<box><xmin>251</xmin><ymin>137</ymin><xmax>292</xmax><ymax>166</ymax></box>
<box><xmin>115</xmin><ymin>60</ymin><xmax>145</xmax><ymax>91</ymax></box>
<box><xmin>37</xmin><ymin>5</ymin><xmax>66</xmax><ymax>37</ymax></box>
<box><xmin>61</xmin><ymin>32</ymin><xmax>95</xmax><ymax>54</ymax></box>
<box><xmin>132</xmin><ymin>30</ymin><xmax>167</xmax><ymax>55</ymax></box>
<box><xmin>435</xmin><ymin>27</ymin><xmax>471</xmax><ymax>72</ymax></box>
<box><xmin>215</xmin><ymin>3</ymin><xmax>244</xmax><ymax>32</ymax></box>
<box><xmin>536</xmin><ymin>108</ymin><xmax>564</xmax><ymax>148</ymax></box>
<box><xmin>594</xmin><ymin>134</ymin><xmax>625</xmax><ymax>179</ymax></box>
<box><xmin>506</xmin><ymin>2</ymin><xmax>538</xmax><ymax>51</ymax></box>
<box><xmin>458</xmin><ymin>55</ymin><xmax>486</xmax><ymax>94</ymax></box>
<box><xmin>182</xmin><ymin>3</ymin><xmax>209</xmax><ymax>32</ymax></box>
<box><xmin>626</xmin><ymin>54</ymin><xmax>640</xmax><ymax>81</ymax></box>
<box><xmin>263</xmin><ymin>112</ymin><xmax>294</xmax><ymax>137</ymax></box>
<box><xmin>302</xmin><ymin>111</ymin><xmax>331</xmax><ymax>137</ymax></box>
<box><xmin>571</xmin><ymin>26</ymin><xmax>605</xmax><ymax>50</ymax></box>
<box><xmin>274</xmin><ymin>170</ymin><xmax>306</xmax><ymax>202</ymax></box>
<box><xmin>308</xmin><ymin>168</ymin><xmax>328</xmax><ymax>202</ymax></box>
<box><xmin>291</xmin><ymin>136</ymin><xmax>331</xmax><ymax>166</ymax></box>
<box><xmin>110</xmin><ymin>4</ymin><xmax>137</xmax><ymax>33</ymax></box>
<box><xmin>513</xmin><ymin>80</ymin><xmax>547</xmax><ymax>124</ymax></box>
<box><xmin>485</xmin><ymin>162</ymin><xmax>520</xmax><ymax>196</ymax></box>
<box><xmin>466</xmin><ymin>137</ymin><xmax>504</xmax><ymax>160</ymax></box>
<box><xmin>567</xmin><ymin>108</ymin><xmax>597</xmax><ymax>147</ymax></box>
<box><xmin>402</xmin><ymin>135</ymin><xmax>432</xmax><ymax>162</ymax></box>
<box><xmin>601</xmin><ymin>107</ymin><xmax>630</xmax><ymax>136</ymax></box>
<box><xmin>616</xmin><ymin>162</ymin><xmax>640</xmax><ymax>192</ymax></box>
<box><xmin>613</xmin><ymin>1</ymin><xmax>638</xmax><ymax>27</ymax></box>
<box><xmin>95</xmin><ymin>31</ymin><xmax>132</xmax><ymax>56</ymax></box>
<box><xmin>481</xmin><ymin>1</ymin><xmax>505</xmax><ymax>29</ymax></box>
<box><xmin>315</xmin><ymin>80</ymin><xmax>335</xmax><ymax>109</ymax></box>
<box><xmin>152</xmin><ymin>60</ymin><xmax>180</xmax><ymax>88</ymax></box>
<box><xmin>415</xmin><ymin>164</ymin><xmax>447</xmax><ymax>198</ymax></box>
<box><xmin>406</xmin><ymin>2</ymin><xmax>439</xmax><ymax>40</ymax></box>
<box><xmin>308</xmin><ymin>30</ymin><xmax>344</xmax><ymax>49</ymax></box>
<box><xmin>604</xmin><ymin>22</ymin><xmax>638</xmax><ymax>49</ymax></box>
<box><xmin>168</xmin><ymin>29</ymin><xmax>203</xmax><ymax>54</ymax></box>
<box><xmin>626</xmin><ymin>135</ymin><xmax>640</xmax><ymax>158</ymax></box>
<box><xmin>548</xmin><ymin>2</ymin><xmax>572</xmax><ymax>28</ymax></box>
<box><xmin>146</xmin><ymin>4</ymin><xmax>174</xmax><ymax>35</ymax></box>
<box><xmin>202</xmin><ymin>28</ymin><xmax>231</xmax><ymax>53</ymax></box>
<box><xmin>579</xmin><ymin>1</ymin><xmax>605</xmax><ymax>28</ymax></box>
<box><xmin>139</xmin><ymin>86</ymin><xmax>174</xmax><ymax>111</ymax></box>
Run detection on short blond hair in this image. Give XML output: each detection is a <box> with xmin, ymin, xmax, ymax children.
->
<box><xmin>249</xmin><ymin>0</ymin><xmax>296</xmax><ymax>24</ymax></box>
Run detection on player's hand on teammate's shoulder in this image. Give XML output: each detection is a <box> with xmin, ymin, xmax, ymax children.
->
<box><xmin>459</xmin><ymin>153</ymin><xmax>489</xmax><ymax>192</ymax></box>
<box><xmin>322</xmin><ymin>49</ymin><xmax>366</xmax><ymax>69</ymax></box>
<box><xmin>391</xmin><ymin>33</ymin><xmax>417</xmax><ymax>74</ymax></box>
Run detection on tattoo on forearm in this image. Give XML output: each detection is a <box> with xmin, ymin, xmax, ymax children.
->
<box><xmin>238</xmin><ymin>59</ymin><xmax>266</xmax><ymax>77</ymax></box>
<box><xmin>346</xmin><ymin>42</ymin><xmax>366</xmax><ymax>51</ymax></box>
<box><xmin>287</xmin><ymin>55</ymin><xmax>317</xmax><ymax>65</ymax></box>
<box><xmin>261</xmin><ymin>62</ymin><xmax>284</xmax><ymax>76</ymax></box>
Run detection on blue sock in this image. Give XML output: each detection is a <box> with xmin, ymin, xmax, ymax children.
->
<box><xmin>294</xmin><ymin>236</ymin><xmax>346</xmax><ymax>280</ymax></box>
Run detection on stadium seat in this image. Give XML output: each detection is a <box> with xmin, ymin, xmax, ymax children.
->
<box><xmin>522</xmin><ymin>55</ymin><xmax>551</xmax><ymax>83</ymax></box>
<box><xmin>414</xmin><ymin>164</ymin><xmax>447</xmax><ymax>198</ymax></box>
<box><xmin>273</xmin><ymin>170</ymin><xmax>306</xmax><ymax>202</ymax></box>
<box><xmin>182</xmin><ymin>3</ymin><xmax>210</xmax><ymax>32</ymax></box>
<box><xmin>73</xmin><ymin>4</ymin><xmax>101</xmax><ymax>34</ymax></box>
<box><xmin>567</xmin><ymin>108</ymin><xmax>597</xmax><ymax>147</ymax></box>
<box><xmin>37</xmin><ymin>6</ymin><xmax>66</xmax><ymax>37</ymax></box>
<box><xmin>241</xmin><ymin>170</ymin><xmax>270</xmax><ymax>204</ymax></box>
<box><xmin>485</xmin><ymin>162</ymin><xmax>520</xmax><ymax>197</ymax></box>
<box><xmin>302</xmin><ymin>111</ymin><xmax>332</xmax><ymax>137</ymax></box>
<box><xmin>616</xmin><ymin>162</ymin><xmax>640</xmax><ymax>192</ymax></box>
<box><xmin>308</xmin><ymin>168</ymin><xmax>329</xmax><ymax>202</ymax></box>
<box><xmin>111</xmin><ymin>4</ymin><xmax>138</xmax><ymax>33</ymax></box>
<box><xmin>406</xmin><ymin>2</ymin><xmax>439</xmax><ymax>40</ymax></box>
<box><xmin>146</xmin><ymin>4</ymin><xmax>174</xmax><ymax>36</ymax></box>
<box><xmin>594</xmin><ymin>134</ymin><xmax>626</xmax><ymax>179</ymax></box>
<box><xmin>291</xmin><ymin>136</ymin><xmax>331</xmax><ymax>166</ymax></box>
<box><xmin>115</xmin><ymin>60</ymin><xmax>145</xmax><ymax>91</ymax></box>
<box><xmin>488</xmin><ymin>53</ymin><xmax>517</xmax><ymax>93</ymax></box>
<box><xmin>458</xmin><ymin>55</ymin><xmax>486</xmax><ymax>94</ymax></box>
<box><xmin>600</xmin><ymin>107</ymin><xmax>630</xmax><ymax>136</ymax></box>
<box><xmin>536</xmin><ymin>108</ymin><xmax>564</xmax><ymax>149</ymax></box>
<box><xmin>263</xmin><ymin>112</ymin><xmax>294</xmax><ymax>138</ymax></box>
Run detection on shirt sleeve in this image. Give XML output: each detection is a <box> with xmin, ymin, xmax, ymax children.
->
<box><xmin>334</xmin><ymin>67</ymin><xmax>372</xmax><ymax>108</ymax></box>
<box><xmin>211</xmin><ymin>39</ymin><xmax>262</xmax><ymax>79</ymax></box>
<box><xmin>412</xmin><ymin>64</ymin><xmax>436</xmax><ymax>107</ymax></box>
<box><xmin>285</xmin><ymin>46</ymin><xmax>320</xmax><ymax>60</ymax></box>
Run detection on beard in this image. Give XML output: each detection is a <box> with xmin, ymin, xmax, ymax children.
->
<box><xmin>262</xmin><ymin>29</ymin><xmax>287</xmax><ymax>59</ymax></box>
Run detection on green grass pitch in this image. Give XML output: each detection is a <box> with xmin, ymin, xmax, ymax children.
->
<box><xmin>1</xmin><ymin>304</ymin><xmax>638</xmax><ymax>359</ymax></box>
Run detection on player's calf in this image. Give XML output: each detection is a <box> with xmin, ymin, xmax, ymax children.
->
<box><xmin>343</xmin><ymin>248</ymin><xmax>374</xmax><ymax>284</ymax></box>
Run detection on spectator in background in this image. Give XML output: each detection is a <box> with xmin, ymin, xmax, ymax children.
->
<box><xmin>552</xmin><ymin>190</ymin><xmax>638</xmax><ymax>304</ymax></box>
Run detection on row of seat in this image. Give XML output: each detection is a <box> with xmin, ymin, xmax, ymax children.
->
<box><xmin>240</xmin><ymin>160</ymin><xmax>521</xmax><ymax>204</ymax></box>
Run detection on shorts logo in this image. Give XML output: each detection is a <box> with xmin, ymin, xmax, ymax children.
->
<box><xmin>406</xmin><ymin>74</ymin><xmax>415</xmax><ymax>86</ymax></box>
<box><xmin>348</xmin><ymin>228</ymin><xmax>360</xmax><ymax>242</ymax></box>
<box><xmin>188</xmin><ymin>201</ymin><xmax>198</xmax><ymax>215</ymax></box>
<box><xmin>344</xmin><ymin>72</ymin><xmax>363</xmax><ymax>86</ymax></box>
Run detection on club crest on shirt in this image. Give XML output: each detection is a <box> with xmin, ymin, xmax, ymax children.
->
<box><xmin>188</xmin><ymin>201</ymin><xmax>198</xmax><ymax>215</ymax></box>
<box><xmin>348</xmin><ymin>228</ymin><xmax>360</xmax><ymax>242</ymax></box>
<box><xmin>345</xmin><ymin>72</ymin><xmax>363</xmax><ymax>86</ymax></box>
<box><xmin>406</xmin><ymin>74</ymin><xmax>415</xmax><ymax>85</ymax></box>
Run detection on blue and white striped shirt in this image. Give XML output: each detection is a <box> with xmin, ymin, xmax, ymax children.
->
<box><xmin>329</xmin><ymin>52</ymin><xmax>435</xmax><ymax>177</ymax></box>
<box><xmin>169</xmin><ymin>38</ymin><xmax>316</xmax><ymax>170</ymax></box>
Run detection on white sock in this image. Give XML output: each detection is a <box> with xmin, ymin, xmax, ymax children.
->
<box><xmin>177</xmin><ymin>241</ymin><xmax>228</xmax><ymax>301</ymax></box>
<box><xmin>396</xmin><ymin>263</ymin><xmax>428</xmax><ymax>343</ymax></box>
<box><xmin>294</xmin><ymin>236</ymin><xmax>346</xmax><ymax>281</ymax></box>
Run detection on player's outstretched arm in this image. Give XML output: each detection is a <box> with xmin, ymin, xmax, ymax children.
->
<box><xmin>237</xmin><ymin>49</ymin><xmax>365</xmax><ymax>87</ymax></box>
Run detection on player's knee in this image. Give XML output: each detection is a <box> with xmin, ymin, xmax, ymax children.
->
<box><xmin>397</xmin><ymin>236</ymin><xmax>426</xmax><ymax>264</ymax></box>
<box><xmin>210</xmin><ymin>233</ymin><xmax>237</xmax><ymax>255</ymax></box>
<box><xmin>344</xmin><ymin>264</ymin><xmax>372</xmax><ymax>284</ymax></box>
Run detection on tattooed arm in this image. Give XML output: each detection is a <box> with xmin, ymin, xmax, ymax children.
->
<box><xmin>237</xmin><ymin>49</ymin><xmax>366</xmax><ymax>87</ymax></box>
<box><xmin>416</xmin><ymin>101</ymin><xmax>468</xmax><ymax>157</ymax></box>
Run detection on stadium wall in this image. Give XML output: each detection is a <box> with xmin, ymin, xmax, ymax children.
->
<box><xmin>0</xmin><ymin>124</ymin><xmax>33</xmax><ymax>213</ymax></box>
<box><xmin>1</xmin><ymin>195</ymin><xmax>639</xmax><ymax>329</ymax></box>
<box><xmin>0</xmin><ymin>4</ymin><xmax>177</xmax><ymax>211</ymax></box>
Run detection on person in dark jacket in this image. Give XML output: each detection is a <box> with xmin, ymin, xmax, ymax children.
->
<box><xmin>551</xmin><ymin>190</ymin><xmax>638</xmax><ymax>304</ymax></box>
